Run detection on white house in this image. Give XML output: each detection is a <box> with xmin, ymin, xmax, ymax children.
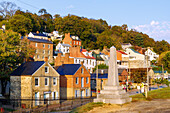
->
<box><xmin>55</xmin><ymin>42</ymin><xmax>71</xmax><ymax>55</ymax></box>
<box><xmin>145</xmin><ymin>48</ymin><xmax>159</xmax><ymax>61</ymax></box>
<box><xmin>121</xmin><ymin>43</ymin><xmax>132</xmax><ymax>50</ymax></box>
<box><xmin>80</xmin><ymin>49</ymin><xmax>96</xmax><ymax>73</ymax></box>
<box><xmin>125</xmin><ymin>48</ymin><xmax>150</xmax><ymax>68</ymax></box>
<box><xmin>28</xmin><ymin>32</ymin><xmax>48</xmax><ymax>40</ymax></box>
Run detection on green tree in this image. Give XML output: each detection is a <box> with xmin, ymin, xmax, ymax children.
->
<box><xmin>135</xmin><ymin>34</ymin><xmax>144</xmax><ymax>47</ymax></box>
<box><xmin>161</xmin><ymin>52</ymin><xmax>170</xmax><ymax>72</ymax></box>
<box><xmin>8</xmin><ymin>14</ymin><xmax>33</xmax><ymax>35</ymax></box>
<box><xmin>0</xmin><ymin>30</ymin><xmax>34</xmax><ymax>95</ymax></box>
<box><xmin>131</xmin><ymin>70</ymin><xmax>147</xmax><ymax>83</ymax></box>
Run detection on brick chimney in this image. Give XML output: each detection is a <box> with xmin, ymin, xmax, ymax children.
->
<box><xmin>65</xmin><ymin>33</ymin><xmax>70</xmax><ymax>38</ymax></box>
<box><xmin>44</xmin><ymin>57</ymin><xmax>48</xmax><ymax>62</ymax></box>
<box><xmin>80</xmin><ymin>61</ymin><xmax>84</xmax><ymax>65</ymax></box>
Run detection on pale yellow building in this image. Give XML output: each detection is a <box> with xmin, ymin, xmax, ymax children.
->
<box><xmin>10</xmin><ymin>60</ymin><xmax>60</xmax><ymax>108</ymax></box>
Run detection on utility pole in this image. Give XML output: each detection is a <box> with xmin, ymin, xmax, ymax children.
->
<box><xmin>162</xmin><ymin>64</ymin><xmax>164</xmax><ymax>79</ymax></box>
<box><xmin>146</xmin><ymin>48</ymin><xmax>149</xmax><ymax>98</ymax></box>
<box><xmin>96</xmin><ymin>60</ymin><xmax>98</xmax><ymax>94</ymax></box>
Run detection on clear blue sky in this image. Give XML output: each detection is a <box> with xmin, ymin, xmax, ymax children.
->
<box><xmin>5</xmin><ymin>0</ymin><xmax>170</xmax><ymax>42</ymax></box>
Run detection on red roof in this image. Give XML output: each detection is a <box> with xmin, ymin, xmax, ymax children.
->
<box><xmin>117</xmin><ymin>50</ymin><xmax>128</xmax><ymax>55</ymax></box>
<box><xmin>81</xmin><ymin>52</ymin><xmax>96</xmax><ymax>59</ymax></box>
<box><xmin>81</xmin><ymin>49</ymin><xmax>87</xmax><ymax>52</ymax></box>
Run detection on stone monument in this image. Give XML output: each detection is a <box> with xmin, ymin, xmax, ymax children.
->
<box><xmin>94</xmin><ymin>46</ymin><xmax>132</xmax><ymax>104</ymax></box>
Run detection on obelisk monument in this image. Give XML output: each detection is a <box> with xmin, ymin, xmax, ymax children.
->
<box><xmin>94</xmin><ymin>46</ymin><xmax>132</xmax><ymax>104</ymax></box>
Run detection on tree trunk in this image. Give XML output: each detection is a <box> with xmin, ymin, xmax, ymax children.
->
<box><xmin>0</xmin><ymin>78</ymin><xmax>8</xmax><ymax>96</ymax></box>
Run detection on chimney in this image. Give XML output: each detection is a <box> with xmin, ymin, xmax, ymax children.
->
<box><xmin>88</xmin><ymin>69</ymin><xmax>90</xmax><ymax>73</ymax></box>
<box><xmin>80</xmin><ymin>61</ymin><xmax>84</xmax><ymax>65</ymax></box>
<box><xmin>65</xmin><ymin>33</ymin><xmax>70</xmax><ymax>38</ymax></box>
<box><xmin>36</xmin><ymin>31</ymin><xmax>39</xmax><ymax>34</ymax></box>
<box><xmin>44</xmin><ymin>57</ymin><xmax>48</xmax><ymax>62</ymax></box>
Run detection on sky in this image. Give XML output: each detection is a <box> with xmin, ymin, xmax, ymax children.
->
<box><xmin>4</xmin><ymin>0</ymin><xmax>170</xmax><ymax>43</ymax></box>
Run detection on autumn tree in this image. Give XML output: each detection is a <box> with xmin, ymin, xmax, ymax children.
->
<box><xmin>0</xmin><ymin>30</ymin><xmax>34</xmax><ymax>95</ymax></box>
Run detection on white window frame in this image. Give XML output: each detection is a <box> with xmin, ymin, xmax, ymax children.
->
<box><xmin>48</xmin><ymin>45</ymin><xmax>50</xmax><ymax>49</ymax></box>
<box><xmin>76</xmin><ymin>77</ymin><xmax>79</xmax><ymax>84</ymax></box>
<box><xmin>45</xmin><ymin>66</ymin><xmax>49</xmax><ymax>73</ymax></box>
<box><xmin>35</xmin><ymin>78</ymin><xmax>39</xmax><ymax>86</ymax></box>
<box><xmin>43</xmin><ymin>44</ymin><xmax>45</xmax><ymax>48</ymax></box>
<box><xmin>53</xmin><ymin>77</ymin><xmax>57</xmax><ymax>85</ymax></box>
<box><xmin>43</xmin><ymin>50</ymin><xmax>45</xmax><ymax>54</ymax></box>
<box><xmin>48</xmin><ymin>50</ymin><xmax>50</xmax><ymax>54</ymax></box>
<box><xmin>35</xmin><ymin>49</ymin><xmax>38</xmax><ymax>53</ymax></box>
<box><xmin>45</xmin><ymin>77</ymin><xmax>49</xmax><ymax>86</ymax></box>
<box><xmin>81</xmin><ymin>68</ymin><xmax>84</xmax><ymax>74</ymax></box>
<box><xmin>35</xmin><ymin>43</ymin><xmax>37</xmax><ymax>47</ymax></box>
<box><xmin>86</xmin><ymin>77</ymin><xmax>89</xmax><ymax>84</ymax></box>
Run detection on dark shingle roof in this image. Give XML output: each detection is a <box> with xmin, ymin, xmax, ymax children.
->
<box><xmin>10</xmin><ymin>61</ymin><xmax>45</xmax><ymax>76</ymax></box>
<box><xmin>27</xmin><ymin>37</ymin><xmax>53</xmax><ymax>44</ymax></box>
<box><xmin>56</xmin><ymin>64</ymin><xmax>81</xmax><ymax>75</ymax></box>
<box><xmin>32</xmin><ymin>33</ymin><xmax>48</xmax><ymax>37</ymax></box>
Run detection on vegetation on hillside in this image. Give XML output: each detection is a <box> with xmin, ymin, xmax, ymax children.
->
<box><xmin>0</xmin><ymin>1</ymin><xmax>170</xmax><ymax>54</ymax></box>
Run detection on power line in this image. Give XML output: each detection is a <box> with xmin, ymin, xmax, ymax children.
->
<box><xmin>16</xmin><ymin>0</ymin><xmax>39</xmax><ymax>10</ymax></box>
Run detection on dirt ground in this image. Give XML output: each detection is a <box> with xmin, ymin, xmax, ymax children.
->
<box><xmin>87</xmin><ymin>99</ymin><xmax>170</xmax><ymax>113</ymax></box>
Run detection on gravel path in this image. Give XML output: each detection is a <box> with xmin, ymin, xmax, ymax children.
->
<box><xmin>88</xmin><ymin>99</ymin><xmax>170</xmax><ymax>113</ymax></box>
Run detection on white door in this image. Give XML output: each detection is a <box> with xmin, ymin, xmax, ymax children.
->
<box><xmin>81</xmin><ymin>77</ymin><xmax>84</xmax><ymax>87</ymax></box>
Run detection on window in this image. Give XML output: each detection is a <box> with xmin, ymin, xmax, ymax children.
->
<box><xmin>42</xmin><ymin>56</ymin><xmax>44</xmax><ymax>59</ymax></box>
<box><xmin>53</xmin><ymin>77</ymin><xmax>57</xmax><ymax>85</ymax></box>
<box><xmin>86</xmin><ymin>77</ymin><xmax>89</xmax><ymax>83</ymax></box>
<box><xmin>45</xmin><ymin>78</ymin><xmax>48</xmax><ymax>86</ymax></box>
<box><xmin>86</xmin><ymin>89</ymin><xmax>88</xmax><ymax>97</ymax></box>
<box><xmin>70</xmin><ymin>41</ymin><xmax>72</xmax><ymax>44</ymax></box>
<box><xmin>74</xmin><ymin>41</ymin><xmax>75</xmax><ymax>44</ymax></box>
<box><xmin>76</xmin><ymin>77</ymin><xmax>78</xmax><ymax>84</ymax></box>
<box><xmin>81</xmin><ymin>68</ymin><xmax>84</xmax><ymax>74</ymax></box>
<box><xmin>48</xmin><ymin>50</ymin><xmax>50</xmax><ymax>54</ymax></box>
<box><xmin>37</xmin><ymin>55</ymin><xmax>39</xmax><ymax>59</ymax></box>
<box><xmin>48</xmin><ymin>45</ymin><xmax>50</xmax><ymax>48</ymax></box>
<box><xmin>53</xmin><ymin>92</ymin><xmax>56</xmax><ymax>100</ymax></box>
<box><xmin>76</xmin><ymin>42</ymin><xmax>78</xmax><ymax>44</ymax></box>
<box><xmin>75</xmin><ymin>90</ymin><xmax>78</xmax><ymax>98</ymax></box>
<box><xmin>43</xmin><ymin>44</ymin><xmax>45</xmax><ymax>48</ymax></box>
<box><xmin>45</xmin><ymin>66</ymin><xmax>49</xmax><ymax>73</ymax></box>
<box><xmin>35</xmin><ymin>43</ymin><xmax>37</xmax><ymax>47</ymax></box>
<box><xmin>35</xmin><ymin>49</ymin><xmax>38</xmax><ymax>53</ymax></box>
<box><xmin>43</xmin><ymin>50</ymin><xmax>45</xmax><ymax>54</ymax></box>
<box><xmin>48</xmin><ymin>56</ymin><xmax>50</xmax><ymax>59</ymax></box>
<box><xmin>35</xmin><ymin>78</ymin><xmax>39</xmax><ymax>86</ymax></box>
<box><xmin>79</xmin><ymin>42</ymin><xmax>81</xmax><ymax>45</ymax></box>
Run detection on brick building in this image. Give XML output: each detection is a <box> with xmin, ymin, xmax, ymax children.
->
<box><xmin>56</xmin><ymin>63</ymin><xmax>91</xmax><ymax>99</ymax></box>
<box><xmin>27</xmin><ymin>37</ymin><xmax>53</xmax><ymax>63</ymax></box>
<box><xmin>62</xmin><ymin>33</ymin><xmax>81</xmax><ymax>47</ymax></box>
<box><xmin>10</xmin><ymin>60</ymin><xmax>60</xmax><ymax>108</ymax></box>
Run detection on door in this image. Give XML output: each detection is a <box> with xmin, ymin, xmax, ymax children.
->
<box><xmin>44</xmin><ymin>94</ymin><xmax>49</xmax><ymax>104</ymax></box>
<box><xmin>35</xmin><ymin>92</ymin><xmax>38</xmax><ymax>106</ymax></box>
<box><xmin>81</xmin><ymin>90</ymin><xmax>84</xmax><ymax>98</ymax></box>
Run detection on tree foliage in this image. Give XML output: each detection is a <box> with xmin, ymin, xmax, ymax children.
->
<box><xmin>0</xmin><ymin>30</ymin><xmax>34</xmax><ymax>95</ymax></box>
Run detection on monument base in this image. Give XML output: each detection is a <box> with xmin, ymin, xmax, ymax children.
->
<box><xmin>94</xmin><ymin>86</ymin><xmax>132</xmax><ymax>104</ymax></box>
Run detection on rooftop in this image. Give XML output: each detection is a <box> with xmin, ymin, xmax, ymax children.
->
<box><xmin>56</xmin><ymin>64</ymin><xmax>81</xmax><ymax>75</ymax></box>
<box><xmin>10</xmin><ymin>61</ymin><xmax>45</xmax><ymax>76</ymax></box>
<box><xmin>27</xmin><ymin>37</ymin><xmax>53</xmax><ymax>44</ymax></box>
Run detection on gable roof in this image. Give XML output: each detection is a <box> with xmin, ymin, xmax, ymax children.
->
<box><xmin>117</xmin><ymin>50</ymin><xmax>128</xmax><ymax>55</ymax></box>
<box><xmin>32</xmin><ymin>32</ymin><xmax>48</xmax><ymax>37</ymax></box>
<box><xmin>27</xmin><ymin>37</ymin><xmax>53</xmax><ymax>44</ymax></box>
<box><xmin>10</xmin><ymin>61</ymin><xmax>45</xmax><ymax>76</ymax></box>
<box><xmin>130</xmin><ymin>48</ymin><xmax>140</xmax><ymax>54</ymax></box>
<box><xmin>61</xmin><ymin>43</ymin><xmax>71</xmax><ymax>47</ymax></box>
<box><xmin>56</xmin><ymin>64</ymin><xmax>81</xmax><ymax>75</ymax></box>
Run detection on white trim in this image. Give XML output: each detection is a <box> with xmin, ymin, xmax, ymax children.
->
<box><xmin>32</xmin><ymin>62</ymin><xmax>46</xmax><ymax>76</ymax></box>
<box><xmin>76</xmin><ymin>77</ymin><xmax>79</xmax><ymax>84</ymax></box>
<box><xmin>45</xmin><ymin>77</ymin><xmax>49</xmax><ymax>86</ymax></box>
<box><xmin>45</xmin><ymin>66</ymin><xmax>49</xmax><ymax>73</ymax></box>
<box><xmin>35</xmin><ymin>77</ymin><xmax>39</xmax><ymax>87</ymax></box>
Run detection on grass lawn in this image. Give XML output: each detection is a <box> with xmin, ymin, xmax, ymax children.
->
<box><xmin>70</xmin><ymin>87</ymin><xmax>170</xmax><ymax>113</ymax></box>
<box><xmin>70</xmin><ymin>102</ymin><xmax>104</xmax><ymax>113</ymax></box>
<box><xmin>131</xmin><ymin>87</ymin><xmax>170</xmax><ymax>101</ymax></box>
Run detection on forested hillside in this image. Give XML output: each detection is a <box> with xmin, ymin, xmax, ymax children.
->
<box><xmin>0</xmin><ymin>2</ymin><xmax>169</xmax><ymax>54</ymax></box>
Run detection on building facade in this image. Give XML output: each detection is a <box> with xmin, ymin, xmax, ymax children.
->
<box><xmin>56</xmin><ymin>64</ymin><xmax>91</xmax><ymax>99</ymax></box>
<box><xmin>10</xmin><ymin>61</ymin><xmax>60</xmax><ymax>108</ymax></box>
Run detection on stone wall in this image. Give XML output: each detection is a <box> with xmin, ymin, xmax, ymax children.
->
<box><xmin>10</xmin><ymin>76</ymin><xmax>21</xmax><ymax>99</ymax></box>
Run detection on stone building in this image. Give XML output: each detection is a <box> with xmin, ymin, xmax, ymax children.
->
<box><xmin>27</xmin><ymin>37</ymin><xmax>54</xmax><ymax>63</ymax></box>
<box><xmin>10</xmin><ymin>60</ymin><xmax>60</xmax><ymax>108</ymax></box>
<box><xmin>56</xmin><ymin>63</ymin><xmax>91</xmax><ymax>99</ymax></box>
